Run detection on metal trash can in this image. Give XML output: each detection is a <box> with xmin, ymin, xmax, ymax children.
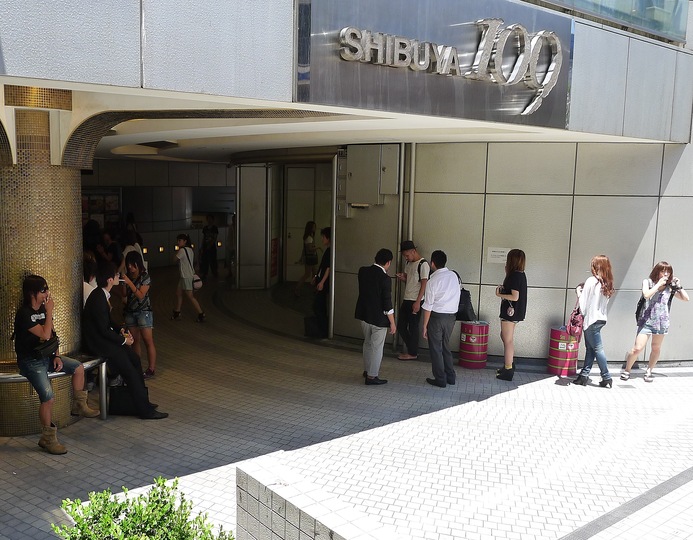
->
<box><xmin>459</xmin><ymin>321</ymin><xmax>489</xmax><ymax>369</ymax></box>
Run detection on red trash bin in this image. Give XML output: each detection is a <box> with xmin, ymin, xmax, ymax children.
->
<box><xmin>459</xmin><ymin>321</ymin><xmax>489</xmax><ymax>369</ymax></box>
<box><xmin>547</xmin><ymin>326</ymin><xmax>579</xmax><ymax>376</ymax></box>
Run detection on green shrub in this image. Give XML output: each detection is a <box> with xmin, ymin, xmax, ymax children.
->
<box><xmin>52</xmin><ymin>477</ymin><xmax>233</xmax><ymax>540</ymax></box>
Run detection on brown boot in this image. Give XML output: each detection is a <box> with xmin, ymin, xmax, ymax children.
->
<box><xmin>38</xmin><ymin>424</ymin><xmax>67</xmax><ymax>455</ymax></box>
<box><xmin>71</xmin><ymin>390</ymin><xmax>100</xmax><ymax>418</ymax></box>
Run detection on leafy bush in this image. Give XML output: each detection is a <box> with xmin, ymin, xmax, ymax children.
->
<box><xmin>52</xmin><ymin>477</ymin><xmax>233</xmax><ymax>540</ymax></box>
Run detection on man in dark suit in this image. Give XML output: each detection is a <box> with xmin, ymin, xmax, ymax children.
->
<box><xmin>355</xmin><ymin>249</ymin><xmax>397</xmax><ymax>385</ymax></box>
<box><xmin>82</xmin><ymin>262</ymin><xmax>167</xmax><ymax>419</ymax></box>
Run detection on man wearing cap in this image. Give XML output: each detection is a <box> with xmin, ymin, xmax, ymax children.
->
<box><xmin>395</xmin><ymin>240</ymin><xmax>430</xmax><ymax>360</ymax></box>
<box><xmin>355</xmin><ymin>248</ymin><xmax>397</xmax><ymax>385</ymax></box>
<box><xmin>422</xmin><ymin>250</ymin><xmax>460</xmax><ymax>388</ymax></box>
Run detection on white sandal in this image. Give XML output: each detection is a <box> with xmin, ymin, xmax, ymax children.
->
<box><xmin>620</xmin><ymin>371</ymin><xmax>630</xmax><ymax>381</ymax></box>
<box><xmin>644</xmin><ymin>369</ymin><xmax>654</xmax><ymax>383</ymax></box>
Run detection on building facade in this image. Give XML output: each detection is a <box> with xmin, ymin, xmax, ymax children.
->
<box><xmin>1</xmin><ymin>0</ymin><xmax>693</xmax><ymax>367</ymax></box>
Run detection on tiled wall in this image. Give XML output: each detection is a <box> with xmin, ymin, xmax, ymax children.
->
<box><xmin>236</xmin><ymin>455</ymin><xmax>399</xmax><ymax>540</ymax></box>
<box><xmin>334</xmin><ymin>141</ymin><xmax>693</xmax><ymax>363</ymax></box>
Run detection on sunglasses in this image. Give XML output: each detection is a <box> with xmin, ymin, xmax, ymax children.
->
<box><xmin>40</xmin><ymin>287</ymin><xmax>49</xmax><ymax>293</ymax></box>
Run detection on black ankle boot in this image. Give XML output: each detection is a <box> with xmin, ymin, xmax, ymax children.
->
<box><xmin>496</xmin><ymin>362</ymin><xmax>515</xmax><ymax>375</ymax></box>
<box><xmin>496</xmin><ymin>368</ymin><xmax>514</xmax><ymax>381</ymax></box>
<box><xmin>599</xmin><ymin>378</ymin><xmax>613</xmax><ymax>388</ymax></box>
<box><xmin>573</xmin><ymin>375</ymin><xmax>588</xmax><ymax>386</ymax></box>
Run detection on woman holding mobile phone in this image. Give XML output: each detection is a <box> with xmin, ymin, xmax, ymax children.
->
<box><xmin>121</xmin><ymin>251</ymin><xmax>157</xmax><ymax>379</ymax></box>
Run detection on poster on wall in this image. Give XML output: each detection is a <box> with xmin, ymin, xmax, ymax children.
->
<box><xmin>83</xmin><ymin>189</ymin><xmax>121</xmax><ymax>233</ymax></box>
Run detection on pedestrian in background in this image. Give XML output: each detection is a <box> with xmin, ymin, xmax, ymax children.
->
<box><xmin>573</xmin><ymin>255</ymin><xmax>614</xmax><ymax>388</ymax></box>
<box><xmin>395</xmin><ymin>240</ymin><xmax>429</xmax><ymax>361</ymax></box>
<box><xmin>621</xmin><ymin>261</ymin><xmax>688</xmax><ymax>382</ymax></box>
<box><xmin>422</xmin><ymin>250</ymin><xmax>460</xmax><ymax>388</ymax></box>
<box><xmin>355</xmin><ymin>248</ymin><xmax>397</xmax><ymax>385</ymax></box>
<box><xmin>495</xmin><ymin>249</ymin><xmax>527</xmax><ymax>382</ymax></box>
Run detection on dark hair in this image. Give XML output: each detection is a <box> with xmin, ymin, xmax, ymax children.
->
<box><xmin>649</xmin><ymin>261</ymin><xmax>673</xmax><ymax>286</ymax></box>
<box><xmin>22</xmin><ymin>275</ymin><xmax>48</xmax><ymax>307</ymax></box>
<box><xmin>591</xmin><ymin>255</ymin><xmax>615</xmax><ymax>298</ymax></box>
<box><xmin>303</xmin><ymin>221</ymin><xmax>317</xmax><ymax>241</ymax></box>
<box><xmin>122</xmin><ymin>230</ymin><xmax>138</xmax><ymax>247</ymax></box>
<box><xmin>505</xmin><ymin>249</ymin><xmax>526</xmax><ymax>274</ymax></box>
<box><xmin>431</xmin><ymin>250</ymin><xmax>447</xmax><ymax>269</ymax></box>
<box><xmin>374</xmin><ymin>248</ymin><xmax>393</xmax><ymax>266</ymax></box>
<box><xmin>96</xmin><ymin>262</ymin><xmax>118</xmax><ymax>288</ymax></box>
<box><xmin>176</xmin><ymin>233</ymin><xmax>191</xmax><ymax>245</ymax></box>
<box><xmin>125</xmin><ymin>251</ymin><xmax>146</xmax><ymax>275</ymax></box>
<box><xmin>320</xmin><ymin>227</ymin><xmax>331</xmax><ymax>241</ymax></box>
<box><xmin>83</xmin><ymin>256</ymin><xmax>98</xmax><ymax>282</ymax></box>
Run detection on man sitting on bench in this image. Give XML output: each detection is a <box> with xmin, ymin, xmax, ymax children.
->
<box><xmin>82</xmin><ymin>262</ymin><xmax>167</xmax><ymax>420</ymax></box>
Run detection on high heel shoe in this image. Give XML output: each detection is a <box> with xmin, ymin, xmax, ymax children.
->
<box><xmin>573</xmin><ymin>375</ymin><xmax>588</xmax><ymax>386</ymax></box>
<box><xmin>599</xmin><ymin>378</ymin><xmax>613</xmax><ymax>388</ymax></box>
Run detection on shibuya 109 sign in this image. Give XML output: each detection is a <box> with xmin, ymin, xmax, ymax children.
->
<box><xmin>339</xmin><ymin>19</ymin><xmax>563</xmax><ymax>116</ymax></box>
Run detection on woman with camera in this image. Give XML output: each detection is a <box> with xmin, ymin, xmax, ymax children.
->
<box><xmin>621</xmin><ymin>261</ymin><xmax>688</xmax><ymax>383</ymax></box>
<box><xmin>14</xmin><ymin>275</ymin><xmax>99</xmax><ymax>455</ymax></box>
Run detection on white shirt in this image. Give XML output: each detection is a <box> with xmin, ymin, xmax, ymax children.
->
<box><xmin>403</xmin><ymin>258</ymin><xmax>430</xmax><ymax>301</ymax></box>
<box><xmin>578</xmin><ymin>275</ymin><xmax>609</xmax><ymax>329</ymax></box>
<box><xmin>82</xmin><ymin>281</ymin><xmax>96</xmax><ymax>307</ymax></box>
<box><xmin>422</xmin><ymin>267</ymin><xmax>460</xmax><ymax>314</ymax></box>
<box><xmin>176</xmin><ymin>247</ymin><xmax>195</xmax><ymax>278</ymax></box>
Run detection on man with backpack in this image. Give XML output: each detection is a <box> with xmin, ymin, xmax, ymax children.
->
<box><xmin>395</xmin><ymin>240</ymin><xmax>430</xmax><ymax>360</ymax></box>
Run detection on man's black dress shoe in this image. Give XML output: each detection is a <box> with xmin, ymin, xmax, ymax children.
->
<box><xmin>149</xmin><ymin>402</ymin><xmax>158</xmax><ymax>409</ymax></box>
<box><xmin>447</xmin><ymin>379</ymin><xmax>456</xmax><ymax>385</ymax></box>
<box><xmin>142</xmin><ymin>410</ymin><xmax>168</xmax><ymax>420</ymax></box>
<box><xmin>426</xmin><ymin>378</ymin><xmax>446</xmax><ymax>388</ymax></box>
<box><xmin>365</xmin><ymin>376</ymin><xmax>387</xmax><ymax>385</ymax></box>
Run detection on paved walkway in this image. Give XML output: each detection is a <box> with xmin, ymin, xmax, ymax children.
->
<box><xmin>1</xmin><ymin>269</ymin><xmax>692</xmax><ymax>539</ymax></box>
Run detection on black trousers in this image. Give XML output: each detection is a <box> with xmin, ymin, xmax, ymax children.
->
<box><xmin>200</xmin><ymin>247</ymin><xmax>218</xmax><ymax>277</ymax></box>
<box><xmin>313</xmin><ymin>289</ymin><xmax>329</xmax><ymax>338</ymax></box>
<box><xmin>106</xmin><ymin>346</ymin><xmax>155</xmax><ymax>418</ymax></box>
<box><xmin>397</xmin><ymin>300</ymin><xmax>421</xmax><ymax>355</ymax></box>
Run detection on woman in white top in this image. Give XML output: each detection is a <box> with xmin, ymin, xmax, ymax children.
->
<box><xmin>574</xmin><ymin>255</ymin><xmax>615</xmax><ymax>388</ymax></box>
<box><xmin>171</xmin><ymin>234</ymin><xmax>205</xmax><ymax>322</ymax></box>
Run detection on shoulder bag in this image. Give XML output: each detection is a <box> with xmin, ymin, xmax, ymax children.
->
<box><xmin>566</xmin><ymin>298</ymin><xmax>583</xmax><ymax>342</ymax></box>
<box><xmin>452</xmin><ymin>270</ymin><xmax>476</xmax><ymax>321</ymax></box>
<box><xmin>183</xmin><ymin>247</ymin><xmax>203</xmax><ymax>290</ymax></box>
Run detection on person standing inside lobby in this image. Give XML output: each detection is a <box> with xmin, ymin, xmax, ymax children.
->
<box><xmin>395</xmin><ymin>240</ymin><xmax>429</xmax><ymax>361</ymax></box>
<box><xmin>422</xmin><ymin>250</ymin><xmax>460</xmax><ymax>388</ymax></box>
<box><xmin>312</xmin><ymin>227</ymin><xmax>331</xmax><ymax>338</ymax></box>
<box><xmin>355</xmin><ymin>248</ymin><xmax>397</xmax><ymax>385</ymax></box>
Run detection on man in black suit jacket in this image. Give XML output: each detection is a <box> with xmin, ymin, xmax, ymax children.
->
<box><xmin>355</xmin><ymin>249</ymin><xmax>397</xmax><ymax>385</ymax></box>
<box><xmin>83</xmin><ymin>262</ymin><xmax>167</xmax><ymax>419</ymax></box>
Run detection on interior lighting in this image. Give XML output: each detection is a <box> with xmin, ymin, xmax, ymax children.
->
<box><xmin>217</xmin><ymin>241</ymin><xmax>222</xmax><ymax>247</ymax></box>
<box><xmin>159</xmin><ymin>246</ymin><xmax>165</xmax><ymax>253</ymax></box>
<box><xmin>142</xmin><ymin>247</ymin><xmax>148</xmax><ymax>254</ymax></box>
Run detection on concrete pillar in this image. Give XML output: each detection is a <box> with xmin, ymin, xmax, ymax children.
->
<box><xmin>0</xmin><ymin>108</ymin><xmax>82</xmax><ymax>364</ymax></box>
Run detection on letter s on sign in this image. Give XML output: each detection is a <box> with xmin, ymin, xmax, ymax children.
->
<box><xmin>340</xmin><ymin>27</ymin><xmax>363</xmax><ymax>61</ymax></box>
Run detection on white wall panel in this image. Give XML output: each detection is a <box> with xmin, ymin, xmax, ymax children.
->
<box><xmin>623</xmin><ymin>39</ymin><xmax>677</xmax><ymax>140</ymax></box>
<box><xmin>481</xmin><ymin>195</ymin><xmax>573</xmax><ymax>288</ymax></box>
<box><xmin>142</xmin><ymin>0</ymin><xmax>293</xmax><ymax>101</ymax></box>
<box><xmin>415</xmin><ymin>144</ymin><xmax>487</xmax><ymax>193</ymax></box>
<box><xmin>136</xmin><ymin>161</ymin><xmax>168</xmax><ymax>186</ymax></box>
<box><xmin>199</xmin><ymin>164</ymin><xmax>227</xmax><ymax>187</ymax></box>
<box><xmin>0</xmin><ymin>1</ymin><xmax>140</xmax><ymax>85</ymax></box>
<box><xmin>661</xmin><ymin>144</ymin><xmax>693</xmax><ymax>196</ymax></box>
<box><xmin>479</xmin><ymin>286</ymin><xmax>566</xmax><ymax>360</ymax></box>
<box><xmin>575</xmin><ymin>143</ymin><xmax>663</xmax><ymax>195</ymax></box>
<box><xmin>569</xmin><ymin>24</ymin><xmax>629</xmax><ymax>136</ymax></box>
<box><xmin>670</xmin><ymin>52</ymin><xmax>693</xmax><ymax>142</ymax></box>
<box><xmin>413</xmin><ymin>193</ymin><xmax>484</xmax><ymax>283</ymax></box>
<box><xmin>654</xmin><ymin>198</ymin><xmax>693</xmax><ymax>288</ymax></box>
<box><xmin>568</xmin><ymin>197</ymin><xmax>658</xmax><ymax>290</ymax></box>
<box><xmin>487</xmin><ymin>143</ymin><xmax>576</xmax><ymax>194</ymax></box>
<box><xmin>170</xmin><ymin>163</ymin><xmax>200</xmax><ymax>186</ymax></box>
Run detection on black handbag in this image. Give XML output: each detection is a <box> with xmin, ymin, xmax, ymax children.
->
<box><xmin>33</xmin><ymin>335</ymin><xmax>59</xmax><ymax>359</ymax></box>
<box><xmin>452</xmin><ymin>271</ymin><xmax>476</xmax><ymax>321</ymax></box>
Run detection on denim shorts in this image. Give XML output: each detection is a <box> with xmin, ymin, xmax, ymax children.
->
<box><xmin>17</xmin><ymin>355</ymin><xmax>81</xmax><ymax>403</ymax></box>
<box><xmin>124</xmin><ymin>310</ymin><xmax>154</xmax><ymax>329</ymax></box>
<box><xmin>638</xmin><ymin>323</ymin><xmax>667</xmax><ymax>335</ymax></box>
